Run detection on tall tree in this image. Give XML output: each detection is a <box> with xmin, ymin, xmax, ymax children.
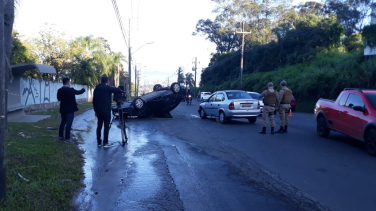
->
<box><xmin>28</xmin><ymin>24</ymin><xmax>71</xmax><ymax>81</ymax></box>
<box><xmin>325</xmin><ymin>0</ymin><xmax>376</xmax><ymax>37</ymax></box>
<box><xmin>193</xmin><ymin>19</ymin><xmax>240</xmax><ymax>54</ymax></box>
<box><xmin>185</xmin><ymin>72</ymin><xmax>195</xmax><ymax>90</ymax></box>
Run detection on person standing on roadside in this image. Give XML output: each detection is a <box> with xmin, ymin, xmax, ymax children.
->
<box><xmin>259</xmin><ymin>82</ymin><xmax>279</xmax><ymax>134</ymax></box>
<box><xmin>93</xmin><ymin>75</ymin><xmax>122</xmax><ymax>148</ymax></box>
<box><xmin>275</xmin><ymin>80</ymin><xmax>293</xmax><ymax>133</ymax></box>
<box><xmin>57</xmin><ymin>78</ymin><xmax>86</xmax><ymax>143</ymax></box>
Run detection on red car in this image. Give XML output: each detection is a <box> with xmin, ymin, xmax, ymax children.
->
<box><xmin>290</xmin><ymin>95</ymin><xmax>296</xmax><ymax>112</ymax></box>
<box><xmin>314</xmin><ymin>88</ymin><xmax>376</xmax><ymax>156</ymax></box>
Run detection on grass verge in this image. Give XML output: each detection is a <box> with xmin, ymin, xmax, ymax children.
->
<box><xmin>0</xmin><ymin>103</ymin><xmax>93</xmax><ymax>211</ymax></box>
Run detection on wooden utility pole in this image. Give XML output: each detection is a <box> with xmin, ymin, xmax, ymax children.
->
<box><xmin>128</xmin><ymin>19</ymin><xmax>132</xmax><ymax>99</ymax></box>
<box><xmin>193</xmin><ymin>57</ymin><xmax>197</xmax><ymax>98</ymax></box>
<box><xmin>0</xmin><ymin>0</ymin><xmax>6</xmax><ymax>202</ymax></box>
<box><xmin>236</xmin><ymin>22</ymin><xmax>251</xmax><ymax>90</ymax></box>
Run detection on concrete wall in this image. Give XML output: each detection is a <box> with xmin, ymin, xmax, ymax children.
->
<box><xmin>8</xmin><ymin>77</ymin><xmax>93</xmax><ymax>112</ymax></box>
<box><xmin>20</xmin><ymin>78</ymin><xmax>92</xmax><ymax>105</ymax></box>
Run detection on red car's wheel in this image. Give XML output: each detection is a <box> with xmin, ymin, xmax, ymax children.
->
<box><xmin>317</xmin><ymin>116</ymin><xmax>330</xmax><ymax>137</ymax></box>
<box><xmin>365</xmin><ymin>128</ymin><xmax>376</xmax><ymax>156</ymax></box>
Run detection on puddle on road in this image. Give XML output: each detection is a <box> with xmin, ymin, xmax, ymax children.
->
<box><xmin>190</xmin><ymin>114</ymin><xmax>200</xmax><ymax>119</ymax></box>
<box><xmin>116</xmin><ymin>154</ymin><xmax>160</xmax><ymax>208</ymax></box>
<box><xmin>73</xmin><ymin>110</ymin><xmax>162</xmax><ymax>210</ymax></box>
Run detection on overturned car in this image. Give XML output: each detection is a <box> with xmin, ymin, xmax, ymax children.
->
<box><xmin>112</xmin><ymin>82</ymin><xmax>185</xmax><ymax>118</ymax></box>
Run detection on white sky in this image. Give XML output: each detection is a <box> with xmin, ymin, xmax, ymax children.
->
<box><xmin>14</xmin><ymin>0</ymin><xmax>312</xmax><ymax>85</ymax></box>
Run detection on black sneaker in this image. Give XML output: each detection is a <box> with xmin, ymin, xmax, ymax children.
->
<box><xmin>64</xmin><ymin>139</ymin><xmax>75</xmax><ymax>144</ymax></box>
<box><xmin>103</xmin><ymin>143</ymin><xmax>115</xmax><ymax>148</ymax></box>
<box><xmin>97</xmin><ymin>144</ymin><xmax>102</xmax><ymax>148</ymax></box>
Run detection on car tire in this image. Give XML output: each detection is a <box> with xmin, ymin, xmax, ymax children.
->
<box><xmin>219</xmin><ymin>111</ymin><xmax>228</xmax><ymax>124</ymax></box>
<box><xmin>199</xmin><ymin>108</ymin><xmax>207</xmax><ymax>119</ymax></box>
<box><xmin>365</xmin><ymin>128</ymin><xmax>376</xmax><ymax>156</ymax></box>
<box><xmin>133</xmin><ymin>97</ymin><xmax>146</xmax><ymax>111</ymax></box>
<box><xmin>153</xmin><ymin>84</ymin><xmax>162</xmax><ymax>91</ymax></box>
<box><xmin>317</xmin><ymin>116</ymin><xmax>330</xmax><ymax>137</ymax></box>
<box><xmin>170</xmin><ymin>82</ymin><xmax>180</xmax><ymax>94</ymax></box>
<box><xmin>247</xmin><ymin>117</ymin><xmax>257</xmax><ymax>124</ymax></box>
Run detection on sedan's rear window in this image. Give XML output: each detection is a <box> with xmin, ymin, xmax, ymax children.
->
<box><xmin>365</xmin><ymin>94</ymin><xmax>376</xmax><ymax>110</ymax></box>
<box><xmin>226</xmin><ymin>92</ymin><xmax>252</xmax><ymax>99</ymax></box>
<box><xmin>248</xmin><ymin>93</ymin><xmax>260</xmax><ymax>99</ymax></box>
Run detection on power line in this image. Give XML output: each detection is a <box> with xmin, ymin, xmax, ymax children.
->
<box><xmin>111</xmin><ymin>0</ymin><xmax>128</xmax><ymax>48</ymax></box>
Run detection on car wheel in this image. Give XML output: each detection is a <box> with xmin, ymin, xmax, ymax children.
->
<box><xmin>219</xmin><ymin>111</ymin><xmax>228</xmax><ymax>124</ymax></box>
<box><xmin>133</xmin><ymin>97</ymin><xmax>146</xmax><ymax>111</ymax></box>
<box><xmin>247</xmin><ymin>117</ymin><xmax>257</xmax><ymax>124</ymax></box>
<box><xmin>199</xmin><ymin>108</ymin><xmax>207</xmax><ymax>119</ymax></box>
<box><xmin>317</xmin><ymin>116</ymin><xmax>330</xmax><ymax>137</ymax></box>
<box><xmin>365</xmin><ymin>128</ymin><xmax>376</xmax><ymax>156</ymax></box>
<box><xmin>170</xmin><ymin>82</ymin><xmax>181</xmax><ymax>94</ymax></box>
<box><xmin>153</xmin><ymin>84</ymin><xmax>162</xmax><ymax>91</ymax></box>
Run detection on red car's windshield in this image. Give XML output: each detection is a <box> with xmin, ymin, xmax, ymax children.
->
<box><xmin>365</xmin><ymin>94</ymin><xmax>376</xmax><ymax>110</ymax></box>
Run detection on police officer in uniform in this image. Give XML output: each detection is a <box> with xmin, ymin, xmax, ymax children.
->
<box><xmin>276</xmin><ymin>80</ymin><xmax>292</xmax><ymax>133</ymax></box>
<box><xmin>259</xmin><ymin>82</ymin><xmax>279</xmax><ymax>134</ymax></box>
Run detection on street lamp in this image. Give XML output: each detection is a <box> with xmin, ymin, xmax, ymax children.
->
<box><xmin>128</xmin><ymin>42</ymin><xmax>154</xmax><ymax>99</ymax></box>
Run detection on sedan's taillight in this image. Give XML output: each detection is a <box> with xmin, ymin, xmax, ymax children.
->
<box><xmin>229</xmin><ymin>102</ymin><xmax>235</xmax><ymax>110</ymax></box>
<box><xmin>257</xmin><ymin>101</ymin><xmax>260</xmax><ymax>109</ymax></box>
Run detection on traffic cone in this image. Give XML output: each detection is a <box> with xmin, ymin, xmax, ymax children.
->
<box><xmin>288</xmin><ymin>109</ymin><xmax>293</xmax><ymax>117</ymax></box>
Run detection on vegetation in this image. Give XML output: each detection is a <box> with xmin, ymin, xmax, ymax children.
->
<box><xmin>0</xmin><ymin>103</ymin><xmax>93</xmax><ymax>211</ymax></box>
<box><xmin>362</xmin><ymin>25</ymin><xmax>376</xmax><ymax>47</ymax></box>
<box><xmin>195</xmin><ymin>0</ymin><xmax>376</xmax><ymax>112</ymax></box>
<box><xmin>10</xmin><ymin>24</ymin><xmax>127</xmax><ymax>88</ymax></box>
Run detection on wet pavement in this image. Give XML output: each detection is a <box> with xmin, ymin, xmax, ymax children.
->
<box><xmin>72</xmin><ymin>109</ymin><xmax>300</xmax><ymax>211</ymax></box>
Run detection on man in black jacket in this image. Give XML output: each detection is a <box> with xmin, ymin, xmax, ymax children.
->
<box><xmin>57</xmin><ymin>78</ymin><xmax>85</xmax><ymax>143</ymax></box>
<box><xmin>93</xmin><ymin>76</ymin><xmax>122</xmax><ymax>148</ymax></box>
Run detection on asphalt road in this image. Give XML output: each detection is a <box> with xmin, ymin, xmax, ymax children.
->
<box><xmin>73</xmin><ymin>100</ymin><xmax>376</xmax><ymax>211</ymax></box>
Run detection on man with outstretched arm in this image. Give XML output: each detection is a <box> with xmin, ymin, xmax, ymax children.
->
<box><xmin>57</xmin><ymin>78</ymin><xmax>85</xmax><ymax>143</ymax></box>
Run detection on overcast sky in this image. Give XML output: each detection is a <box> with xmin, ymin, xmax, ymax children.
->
<box><xmin>14</xmin><ymin>0</ymin><xmax>312</xmax><ymax>85</ymax></box>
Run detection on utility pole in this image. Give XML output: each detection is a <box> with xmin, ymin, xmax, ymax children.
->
<box><xmin>236</xmin><ymin>22</ymin><xmax>251</xmax><ymax>90</ymax></box>
<box><xmin>193</xmin><ymin>57</ymin><xmax>197</xmax><ymax>98</ymax></box>
<box><xmin>134</xmin><ymin>64</ymin><xmax>137</xmax><ymax>97</ymax></box>
<box><xmin>0</xmin><ymin>0</ymin><xmax>6</xmax><ymax>202</ymax></box>
<box><xmin>128</xmin><ymin>18</ymin><xmax>132</xmax><ymax>99</ymax></box>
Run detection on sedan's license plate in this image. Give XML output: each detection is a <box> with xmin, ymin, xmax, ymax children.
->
<box><xmin>241</xmin><ymin>104</ymin><xmax>252</xmax><ymax>108</ymax></box>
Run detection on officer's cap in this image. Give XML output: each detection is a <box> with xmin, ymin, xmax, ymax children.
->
<box><xmin>268</xmin><ymin>82</ymin><xmax>273</xmax><ymax>87</ymax></box>
<box><xmin>280</xmin><ymin>80</ymin><xmax>287</xmax><ymax>86</ymax></box>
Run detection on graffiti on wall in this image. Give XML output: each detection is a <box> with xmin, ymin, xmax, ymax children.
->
<box><xmin>22</xmin><ymin>79</ymin><xmax>51</xmax><ymax>105</ymax></box>
<box><xmin>20</xmin><ymin>78</ymin><xmax>91</xmax><ymax>106</ymax></box>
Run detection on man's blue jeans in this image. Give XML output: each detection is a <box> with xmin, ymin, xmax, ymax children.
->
<box><xmin>59</xmin><ymin>112</ymin><xmax>74</xmax><ymax>140</ymax></box>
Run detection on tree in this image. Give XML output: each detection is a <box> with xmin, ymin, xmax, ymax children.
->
<box><xmin>193</xmin><ymin>19</ymin><xmax>240</xmax><ymax>54</ymax></box>
<box><xmin>185</xmin><ymin>72</ymin><xmax>195</xmax><ymax>90</ymax></box>
<box><xmin>325</xmin><ymin>0</ymin><xmax>376</xmax><ymax>37</ymax></box>
<box><xmin>177</xmin><ymin>67</ymin><xmax>185</xmax><ymax>84</ymax></box>
<box><xmin>28</xmin><ymin>24</ymin><xmax>71</xmax><ymax>81</ymax></box>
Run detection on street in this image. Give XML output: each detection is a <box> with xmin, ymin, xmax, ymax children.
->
<box><xmin>72</xmin><ymin>100</ymin><xmax>376</xmax><ymax>211</ymax></box>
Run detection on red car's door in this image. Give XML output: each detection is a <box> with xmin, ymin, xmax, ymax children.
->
<box><xmin>341</xmin><ymin>93</ymin><xmax>367</xmax><ymax>139</ymax></box>
<box><xmin>328</xmin><ymin>93</ymin><xmax>348</xmax><ymax>131</ymax></box>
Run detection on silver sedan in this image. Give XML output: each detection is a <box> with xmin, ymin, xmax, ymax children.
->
<box><xmin>198</xmin><ymin>90</ymin><xmax>260</xmax><ymax>124</ymax></box>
